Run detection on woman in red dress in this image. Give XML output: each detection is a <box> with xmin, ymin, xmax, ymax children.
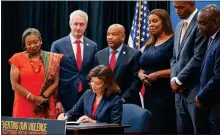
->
<box><xmin>9</xmin><ymin>28</ymin><xmax>63</xmax><ymax>119</ymax></box>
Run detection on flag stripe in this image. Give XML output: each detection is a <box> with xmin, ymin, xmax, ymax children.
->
<box><xmin>128</xmin><ymin>1</ymin><xmax>150</xmax><ymax>52</ymax></box>
<box><xmin>128</xmin><ymin>1</ymin><xmax>150</xmax><ymax>108</ymax></box>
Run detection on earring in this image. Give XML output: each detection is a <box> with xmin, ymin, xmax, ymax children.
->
<box><xmin>105</xmin><ymin>85</ymin><xmax>108</xmax><ymax>89</ymax></box>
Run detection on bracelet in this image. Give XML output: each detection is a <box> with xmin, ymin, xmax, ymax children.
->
<box><xmin>27</xmin><ymin>93</ymin><xmax>32</xmax><ymax>100</ymax></box>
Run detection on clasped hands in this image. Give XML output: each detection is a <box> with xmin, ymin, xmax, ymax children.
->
<box><xmin>138</xmin><ymin>72</ymin><xmax>158</xmax><ymax>86</ymax></box>
<box><xmin>170</xmin><ymin>80</ymin><xmax>203</xmax><ymax>109</ymax></box>
<box><xmin>170</xmin><ymin>80</ymin><xmax>185</xmax><ymax>93</ymax></box>
<box><xmin>57</xmin><ymin>113</ymin><xmax>96</xmax><ymax>123</ymax></box>
<box><xmin>29</xmin><ymin>95</ymin><xmax>48</xmax><ymax>106</ymax></box>
<box><xmin>29</xmin><ymin>95</ymin><xmax>49</xmax><ymax>114</ymax></box>
<box><xmin>30</xmin><ymin>96</ymin><xmax>49</xmax><ymax>114</ymax></box>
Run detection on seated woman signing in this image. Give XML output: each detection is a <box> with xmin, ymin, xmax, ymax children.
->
<box><xmin>58</xmin><ymin>65</ymin><xmax>123</xmax><ymax>124</ymax></box>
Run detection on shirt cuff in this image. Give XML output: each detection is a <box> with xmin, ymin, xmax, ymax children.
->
<box><xmin>171</xmin><ymin>77</ymin><xmax>182</xmax><ymax>85</ymax></box>
<box><xmin>122</xmin><ymin>98</ymin><xmax>126</xmax><ymax>103</ymax></box>
<box><xmin>175</xmin><ymin>77</ymin><xmax>182</xmax><ymax>85</ymax></box>
<box><xmin>171</xmin><ymin>77</ymin><xmax>175</xmax><ymax>83</ymax></box>
<box><xmin>65</xmin><ymin>112</ymin><xmax>70</xmax><ymax>121</ymax></box>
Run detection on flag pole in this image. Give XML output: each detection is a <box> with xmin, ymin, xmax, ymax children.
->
<box><xmin>138</xmin><ymin>1</ymin><xmax>142</xmax><ymax>50</ymax></box>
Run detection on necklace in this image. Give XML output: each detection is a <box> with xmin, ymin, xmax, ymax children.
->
<box><xmin>27</xmin><ymin>52</ymin><xmax>43</xmax><ymax>73</ymax></box>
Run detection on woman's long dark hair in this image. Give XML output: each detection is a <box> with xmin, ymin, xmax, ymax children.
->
<box><xmin>88</xmin><ymin>65</ymin><xmax>121</xmax><ymax>98</ymax></box>
<box><xmin>145</xmin><ymin>9</ymin><xmax>173</xmax><ymax>47</ymax></box>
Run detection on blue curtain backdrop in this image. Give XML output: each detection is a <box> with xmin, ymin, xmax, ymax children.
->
<box><xmin>1</xmin><ymin>1</ymin><xmax>169</xmax><ymax>117</ymax></box>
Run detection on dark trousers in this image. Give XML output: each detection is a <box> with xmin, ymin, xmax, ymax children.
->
<box><xmin>210</xmin><ymin>119</ymin><xmax>220</xmax><ymax>135</ymax></box>
<box><xmin>175</xmin><ymin>95</ymin><xmax>210</xmax><ymax>135</ymax></box>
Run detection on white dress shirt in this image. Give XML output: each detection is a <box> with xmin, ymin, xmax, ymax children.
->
<box><xmin>69</xmin><ymin>34</ymin><xmax>84</xmax><ymax>60</ymax></box>
<box><xmin>171</xmin><ymin>8</ymin><xmax>198</xmax><ymax>85</ymax></box>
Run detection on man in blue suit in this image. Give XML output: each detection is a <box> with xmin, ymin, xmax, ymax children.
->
<box><xmin>94</xmin><ymin>24</ymin><xmax>142</xmax><ymax>106</ymax></box>
<box><xmin>51</xmin><ymin>10</ymin><xmax>97</xmax><ymax>113</ymax></box>
<box><xmin>170</xmin><ymin>1</ymin><xmax>209</xmax><ymax>134</ymax></box>
<box><xmin>196</xmin><ymin>4</ymin><xmax>220</xmax><ymax>134</ymax></box>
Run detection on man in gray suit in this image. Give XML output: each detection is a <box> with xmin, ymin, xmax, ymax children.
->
<box><xmin>171</xmin><ymin>1</ymin><xmax>209</xmax><ymax>134</ymax></box>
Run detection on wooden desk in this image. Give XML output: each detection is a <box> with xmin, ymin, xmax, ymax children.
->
<box><xmin>66</xmin><ymin>123</ymin><xmax>125</xmax><ymax>134</ymax></box>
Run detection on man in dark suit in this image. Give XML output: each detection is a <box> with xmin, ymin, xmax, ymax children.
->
<box><xmin>51</xmin><ymin>10</ymin><xmax>97</xmax><ymax>113</ymax></box>
<box><xmin>95</xmin><ymin>24</ymin><xmax>142</xmax><ymax>106</ymax></box>
<box><xmin>170</xmin><ymin>1</ymin><xmax>209</xmax><ymax>134</ymax></box>
<box><xmin>196</xmin><ymin>4</ymin><xmax>220</xmax><ymax>134</ymax></box>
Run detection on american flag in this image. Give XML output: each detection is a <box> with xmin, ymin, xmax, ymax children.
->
<box><xmin>128</xmin><ymin>1</ymin><xmax>150</xmax><ymax>52</ymax></box>
<box><xmin>128</xmin><ymin>1</ymin><xmax>150</xmax><ymax>108</ymax></box>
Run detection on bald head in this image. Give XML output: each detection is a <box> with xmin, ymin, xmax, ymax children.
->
<box><xmin>108</xmin><ymin>24</ymin><xmax>125</xmax><ymax>34</ymax></box>
<box><xmin>200</xmin><ymin>4</ymin><xmax>220</xmax><ymax>20</ymax></box>
<box><xmin>197</xmin><ymin>4</ymin><xmax>220</xmax><ymax>36</ymax></box>
<box><xmin>107</xmin><ymin>24</ymin><xmax>126</xmax><ymax>49</ymax></box>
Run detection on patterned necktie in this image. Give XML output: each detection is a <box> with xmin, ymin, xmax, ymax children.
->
<box><xmin>180</xmin><ymin>21</ymin><xmax>188</xmax><ymax>44</ymax></box>
<box><xmin>207</xmin><ymin>37</ymin><xmax>213</xmax><ymax>50</ymax></box>
<box><xmin>110</xmin><ymin>50</ymin><xmax>117</xmax><ymax>70</ymax></box>
<box><xmin>75</xmin><ymin>40</ymin><xmax>82</xmax><ymax>92</ymax></box>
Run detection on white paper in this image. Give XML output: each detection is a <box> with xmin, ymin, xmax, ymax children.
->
<box><xmin>66</xmin><ymin>121</ymin><xmax>80</xmax><ymax>125</ymax></box>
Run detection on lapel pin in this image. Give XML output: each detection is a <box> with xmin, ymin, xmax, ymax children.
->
<box><xmin>123</xmin><ymin>51</ymin><xmax>126</xmax><ymax>54</ymax></box>
<box><xmin>86</xmin><ymin>43</ymin><xmax>89</xmax><ymax>46</ymax></box>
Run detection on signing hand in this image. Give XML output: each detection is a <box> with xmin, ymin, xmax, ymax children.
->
<box><xmin>56</xmin><ymin>102</ymin><xmax>64</xmax><ymax>116</ymax></box>
<box><xmin>77</xmin><ymin>115</ymin><xmax>96</xmax><ymax>123</ymax></box>
<box><xmin>57</xmin><ymin>113</ymin><xmax>68</xmax><ymax>120</ymax></box>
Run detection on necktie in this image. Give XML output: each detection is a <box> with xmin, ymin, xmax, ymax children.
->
<box><xmin>110</xmin><ymin>50</ymin><xmax>117</xmax><ymax>70</ymax></box>
<box><xmin>180</xmin><ymin>21</ymin><xmax>188</xmax><ymax>44</ymax></box>
<box><xmin>75</xmin><ymin>40</ymin><xmax>82</xmax><ymax>69</ymax></box>
<box><xmin>75</xmin><ymin>40</ymin><xmax>82</xmax><ymax>92</ymax></box>
<box><xmin>207</xmin><ymin>37</ymin><xmax>213</xmax><ymax>50</ymax></box>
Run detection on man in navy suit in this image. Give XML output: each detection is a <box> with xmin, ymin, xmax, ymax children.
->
<box><xmin>94</xmin><ymin>24</ymin><xmax>142</xmax><ymax>106</ymax></box>
<box><xmin>170</xmin><ymin>1</ymin><xmax>209</xmax><ymax>134</ymax></box>
<box><xmin>196</xmin><ymin>4</ymin><xmax>220</xmax><ymax>134</ymax></box>
<box><xmin>51</xmin><ymin>10</ymin><xmax>97</xmax><ymax>113</ymax></box>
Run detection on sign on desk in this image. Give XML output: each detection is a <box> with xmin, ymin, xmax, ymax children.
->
<box><xmin>1</xmin><ymin>116</ymin><xmax>66</xmax><ymax>135</ymax></box>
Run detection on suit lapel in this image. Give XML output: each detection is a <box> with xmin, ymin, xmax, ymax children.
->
<box><xmin>178</xmin><ymin>12</ymin><xmax>198</xmax><ymax>54</ymax></box>
<box><xmin>94</xmin><ymin>97</ymin><xmax>105</xmax><ymax>119</ymax></box>
<box><xmin>201</xmin><ymin>30</ymin><xmax>220</xmax><ymax>71</ymax></box>
<box><xmin>114</xmin><ymin>44</ymin><xmax>127</xmax><ymax>71</ymax></box>
<box><xmin>88</xmin><ymin>92</ymin><xmax>96</xmax><ymax>118</ymax></box>
<box><xmin>201</xmin><ymin>52</ymin><xmax>208</xmax><ymax>71</ymax></box>
<box><xmin>64</xmin><ymin>36</ymin><xmax>78</xmax><ymax>68</ymax></box>
<box><xmin>176</xmin><ymin>23</ymin><xmax>183</xmax><ymax>55</ymax></box>
<box><xmin>81</xmin><ymin>38</ymin><xmax>90</xmax><ymax>70</ymax></box>
<box><xmin>102</xmin><ymin>48</ymin><xmax>110</xmax><ymax>66</ymax></box>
